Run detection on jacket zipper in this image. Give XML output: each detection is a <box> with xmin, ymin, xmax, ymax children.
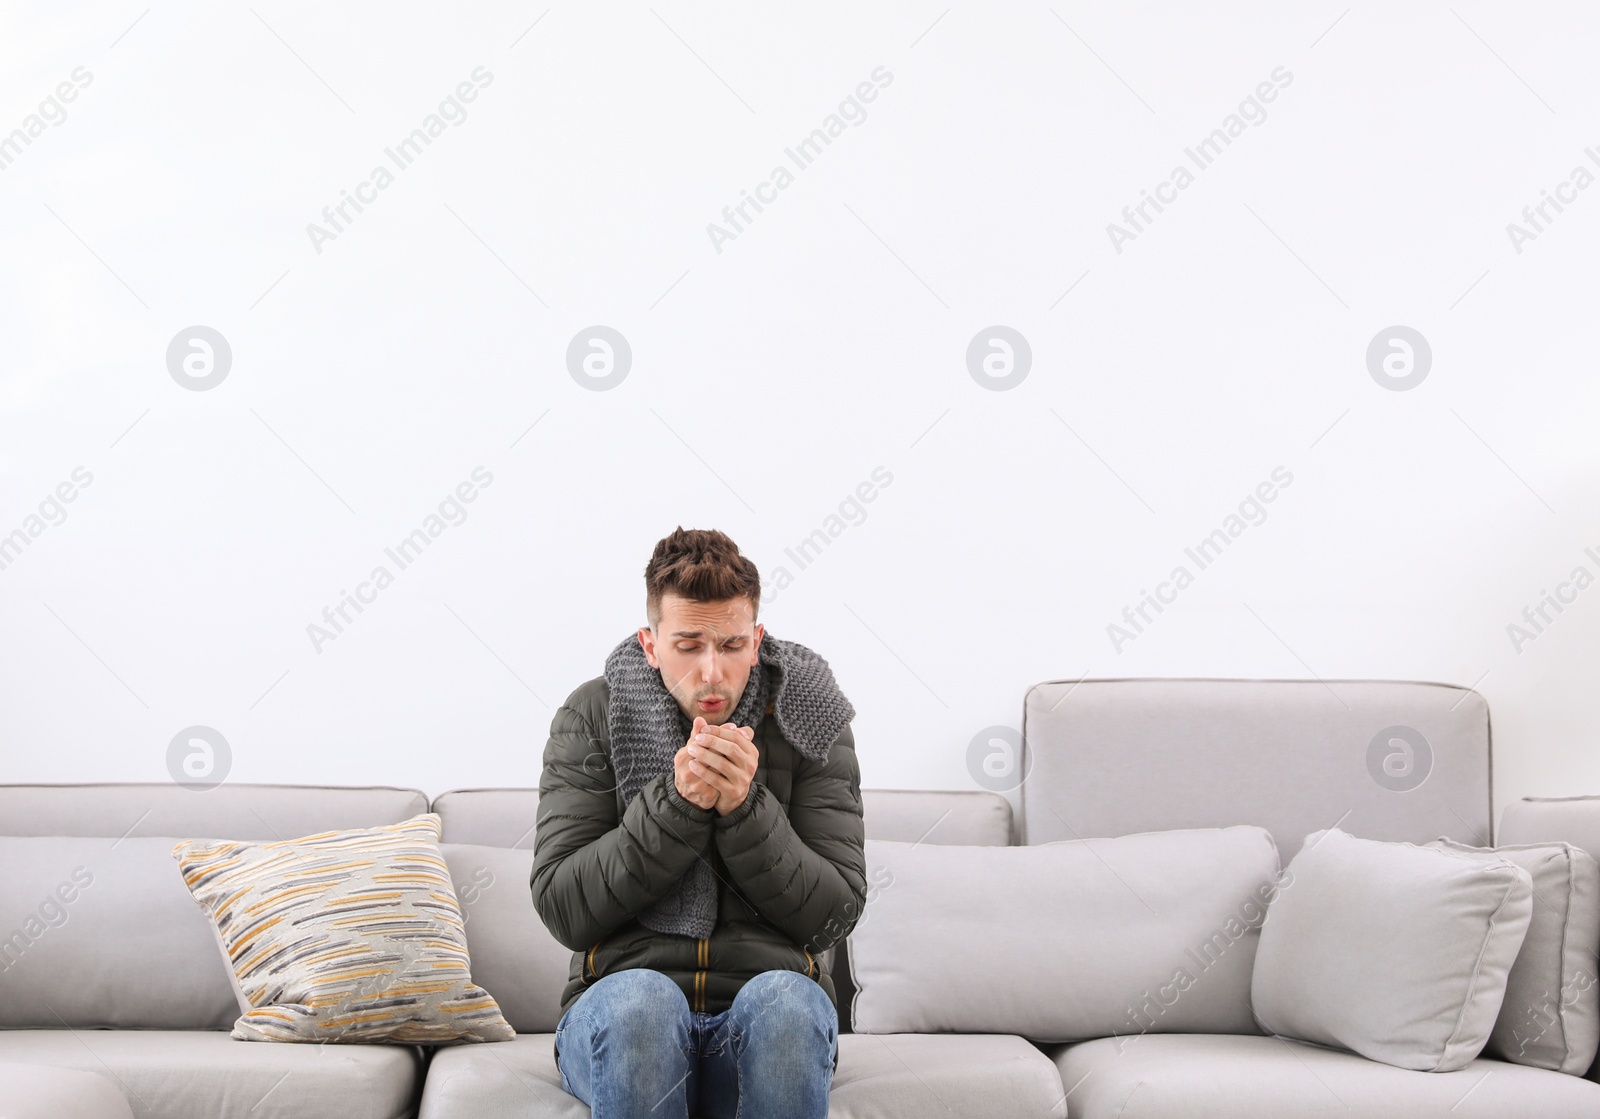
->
<box><xmin>695</xmin><ymin>840</ymin><xmax>724</xmax><ymax>1011</ymax></box>
<box><xmin>695</xmin><ymin>935</ymin><xmax>708</xmax><ymax>1011</ymax></box>
<box><xmin>585</xmin><ymin>935</ymin><xmax>607</xmax><ymax>983</ymax></box>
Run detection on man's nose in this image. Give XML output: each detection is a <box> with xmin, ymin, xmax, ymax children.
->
<box><xmin>699</xmin><ymin>651</ymin><xmax>723</xmax><ymax>684</ymax></box>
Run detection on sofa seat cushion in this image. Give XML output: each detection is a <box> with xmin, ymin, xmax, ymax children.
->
<box><xmin>0</xmin><ymin>1062</ymin><xmax>135</xmax><ymax>1119</ymax></box>
<box><xmin>419</xmin><ymin>1031</ymin><xmax>1068</xmax><ymax>1119</ymax></box>
<box><xmin>0</xmin><ymin>1031</ymin><xmax>424</xmax><ymax>1119</ymax></box>
<box><xmin>1045</xmin><ymin>1033</ymin><xmax>1600</xmax><ymax>1118</ymax></box>
<box><xmin>416</xmin><ymin>1034</ymin><xmax>583</xmax><ymax>1119</ymax></box>
<box><xmin>830</xmin><ymin>1032</ymin><xmax>1067</xmax><ymax>1117</ymax></box>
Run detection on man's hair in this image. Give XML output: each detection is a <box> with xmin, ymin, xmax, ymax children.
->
<box><xmin>644</xmin><ymin>527</ymin><xmax>761</xmax><ymax>631</ymax></box>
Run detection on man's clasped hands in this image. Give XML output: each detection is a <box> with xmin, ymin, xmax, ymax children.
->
<box><xmin>673</xmin><ymin>717</ymin><xmax>759</xmax><ymax>816</ymax></box>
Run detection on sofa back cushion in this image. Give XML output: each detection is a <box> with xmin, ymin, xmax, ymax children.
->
<box><xmin>1424</xmin><ymin>837</ymin><xmax>1600</xmax><ymax>1075</ymax></box>
<box><xmin>1502</xmin><ymin>796</ymin><xmax>1600</xmax><ymax>858</ymax></box>
<box><xmin>1020</xmin><ymin>679</ymin><xmax>1492</xmax><ymax>861</ymax></box>
<box><xmin>848</xmin><ymin>825</ymin><xmax>1282</xmax><ymax>1041</ymax></box>
<box><xmin>1499</xmin><ymin>795</ymin><xmax>1600</xmax><ymax>1084</ymax></box>
<box><xmin>0</xmin><ymin>783</ymin><xmax>431</xmax><ymax>1029</ymax></box>
<box><xmin>442</xmin><ymin>843</ymin><xmax>570</xmax><ymax>1033</ymax></box>
<box><xmin>432</xmin><ymin>788</ymin><xmax>543</xmax><ymax>849</ymax></box>
<box><xmin>1252</xmin><ymin>827</ymin><xmax>1534</xmax><ymax>1072</ymax></box>
<box><xmin>831</xmin><ymin>790</ymin><xmax>1012</xmax><ymax>1029</ymax></box>
<box><xmin>855</xmin><ymin>789</ymin><xmax>1014</xmax><ymax>846</ymax></box>
<box><xmin>0</xmin><ymin>836</ymin><xmax>240</xmax><ymax>1028</ymax></box>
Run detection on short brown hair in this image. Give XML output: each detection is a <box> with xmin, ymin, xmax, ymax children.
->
<box><xmin>644</xmin><ymin>527</ymin><xmax>761</xmax><ymax>630</ymax></box>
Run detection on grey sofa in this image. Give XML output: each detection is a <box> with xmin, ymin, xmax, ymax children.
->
<box><xmin>2</xmin><ymin>677</ymin><xmax>1598</xmax><ymax>1118</ymax></box>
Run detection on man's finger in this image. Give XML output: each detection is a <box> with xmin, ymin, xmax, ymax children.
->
<box><xmin>674</xmin><ymin>755</ymin><xmax>715</xmax><ymax>808</ymax></box>
<box><xmin>688</xmin><ymin>754</ymin><xmax>735</xmax><ymax>792</ymax></box>
<box><xmin>697</xmin><ymin>723</ymin><xmax>747</xmax><ymax>754</ymax></box>
<box><xmin>694</xmin><ymin>735</ymin><xmax>751</xmax><ymax>775</ymax></box>
<box><xmin>716</xmin><ymin>721</ymin><xmax>757</xmax><ymax>745</ymax></box>
<box><xmin>689</xmin><ymin>746</ymin><xmax>729</xmax><ymax>778</ymax></box>
<box><xmin>701</xmin><ymin>737</ymin><xmax>754</xmax><ymax>772</ymax></box>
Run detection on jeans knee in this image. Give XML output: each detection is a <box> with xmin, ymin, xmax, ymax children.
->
<box><xmin>597</xmin><ymin>968</ymin><xmax>687</xmax><ymax>1008</ymax></box>
<box><xmin>584</xmin><ymin>970</ymin><xmax>690</xmax><ymax>1040</ymax></box>
<box><xmin>558</xmin><ymin>971</ymin><xmax>696</xmax><ymax>1112</ymax></box>
<box><xmin>734</xmin><ymin>970</ymin><xmax>836</xmax><ymax>1047</ymax></box>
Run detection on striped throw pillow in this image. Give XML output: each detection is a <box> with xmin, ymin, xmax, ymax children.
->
<box><xmin>172</xmin><ymin>812</ymin><xmax>514</xmax><ymax>1043</ymax></box>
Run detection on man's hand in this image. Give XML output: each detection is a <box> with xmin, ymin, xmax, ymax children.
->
<box><xmin>672</xmin><ymin>721</ymin><xmax>719</xmax><ymax>811</ymax></box>
<box><xmin>673</xmin><ymin>716</ymin><xmax>758</xmax><ymax>816</ymax></box>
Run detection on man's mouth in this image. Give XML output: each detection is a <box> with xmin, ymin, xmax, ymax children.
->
<box><xmin>699</xmin><ymin>696</ymin><xmax>725</xmax><ymax>711</ymax></box>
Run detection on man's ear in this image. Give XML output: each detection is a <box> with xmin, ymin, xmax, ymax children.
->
<box><xmin>750</xmin><ymin>623</ymin><xmax>763</xmax><ymax>664</ymax></box>
<box><xmin>638</xmin><ymin>626</ymin><xmax>659</xmax><ymax>669</ymax></box>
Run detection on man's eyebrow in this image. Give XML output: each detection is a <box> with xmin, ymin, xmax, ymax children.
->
<box><xmin>670</xmin><ymin>630</ymin><xmax>746</xmax><ymax>640</ymax></box>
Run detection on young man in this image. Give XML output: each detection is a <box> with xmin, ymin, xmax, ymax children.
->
<box><xmin>532</xmin><ymin>527</ymin><xmax>867</xmax><ymax>1119</ymax></box>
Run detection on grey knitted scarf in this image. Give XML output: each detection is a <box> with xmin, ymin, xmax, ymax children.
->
<box><xmin>603</xmin><ymin>631</ymin><xmax>855</xmax><ymax>940</ymax></box>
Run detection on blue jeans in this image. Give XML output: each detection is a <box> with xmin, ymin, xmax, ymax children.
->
<box><xmin>554</xmin><ymin>968</ymin><xmax>838</xmax><ymax>1119</ymax></box>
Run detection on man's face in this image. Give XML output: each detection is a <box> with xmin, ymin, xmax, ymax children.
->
<box><xmin>638</xmin><ymin>592</ymin><xmax>763</xmax><ymax>725</ymax></box>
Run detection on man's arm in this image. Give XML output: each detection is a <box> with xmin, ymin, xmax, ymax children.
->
<box><xmin>711</xmin><ymin>722</ymin><xmax>867</xmax><ymax>954</ymax></box>
<box><xmin>531</xmin><ymin>696</ymin><xmax>719</xmax><ymax>951</ymax></box>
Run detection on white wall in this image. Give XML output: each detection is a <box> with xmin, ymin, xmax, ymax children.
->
<box><xmin>2</xmin><ymin>1</ymin><xmax>1596</xmax><ymax>822</ymax></box>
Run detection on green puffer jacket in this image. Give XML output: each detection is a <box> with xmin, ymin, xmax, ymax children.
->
<box><xmin>531</xmin><ymin>673</ymin><xmax>868</xmax><ymax>1028</ymax></box>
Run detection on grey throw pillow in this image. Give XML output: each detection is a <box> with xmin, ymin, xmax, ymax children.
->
<box><xmin>848</xmin><ymin>826</ymin><xmax>1283</xmax><ymax>1041</ymax></box>
<box><xmin>1425</xmin><ymin>837</ymin><xmax>1600</xmax><ymax>1074</ymax></box>
<box><xmin>1252</xmin><ymin>827</ymin><xmax>1534</xmax><ymax>1072</ymax></box>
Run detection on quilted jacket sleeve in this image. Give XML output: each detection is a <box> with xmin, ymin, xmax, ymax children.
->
<box><xmin>531</xmin><ymin>687</ymin><xmax>718</xmax><ymax>951</ymax></box>
<box><xmin>712</xmin><ymin>722</ymin><xmax>867</xmax><ymax>955</ymax></box>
